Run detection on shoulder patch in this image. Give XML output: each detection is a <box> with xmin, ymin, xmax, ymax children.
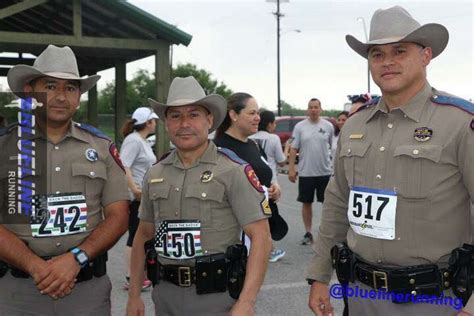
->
<box><xmin>109</xmin><ymin>143</ymin><xmax>125</xmax><ymax>172</ymax></box>
<box><xmin>244</xmin><ymin>165</ymin><xmax>264</xmax><ymax>193</ymax></box>
<box><xmin>0</xmin><ymin>122</ymin><xmax>18</xmax><ymax>136</ymax></box>
<box><xmin>217</xmin><ymin>147</ymin><xmax>247</xmax><ymax>165</ymax></box>
<box><xmin>431</xmin><ymin>95</ymin><xmax>474</xmax><ymax>115</ymax></box>
<box><xmin>75</xmin><ymin>123</ymin><xmax>111</xmax><ymax>141</ymax></box>
<box><xmin>349</xmin><ymin>96</ymin><xmax>380</xmax><ymax>117</ymax></box>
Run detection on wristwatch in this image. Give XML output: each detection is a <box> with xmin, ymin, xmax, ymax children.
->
<box><xmin>70</xmin><ymin>247</ymin><xmax>89</xmax><ymax>268</ymax></box>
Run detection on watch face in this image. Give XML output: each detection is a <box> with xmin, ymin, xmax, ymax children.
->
<box><xmin>77</xmin><ymin>252</ymin><xmax>88</xmax><ymax>264</ymax></box>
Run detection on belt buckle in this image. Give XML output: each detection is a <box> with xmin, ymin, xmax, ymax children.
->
<box><xmin>373</xmin><ymin>270</ymin><xmax>388</xmax><ymax>291</ymax></box>
<box><xmin>178</xmin><ymin>267</ymin><xmax>192</xmax><ymax>287</ymax></box>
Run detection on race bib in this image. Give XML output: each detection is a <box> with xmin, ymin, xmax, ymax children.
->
<box><xmin>348</xmin><ymin>187</ymin><xmax>397</xmax><ymax>240</ymax></box>
<box><xmin>154</xmin><ymin>220</ymin><xmax>203</xmax><ymax>260</ymax></box>
<box><xmin>30</xmin><ymin>193</ymin><xmax>88</xmax><ymax>237</ymax></box>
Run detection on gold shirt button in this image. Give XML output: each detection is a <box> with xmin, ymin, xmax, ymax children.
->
<box><xmin>387</xmin><ymin>123</ymin><xmax>393</xmax><ymax>129</ymax></box>
<box><xmin>175</xmin><ymin>212</ymin><xmax>179</xmax><ymax>216</ymax></box>
<box><xmin>55</xmin><ymin>167</ymin><xmax>61</xmax><ymax>172</ymax></box>
<box><xmin>54</xmin><ymin>146</ymin><xmax>59</xmax><ymax>150</ymax></box>
<box><xmin>90</xmin><ymin>171</ymin><xmax>96</xmax><ymax>177</ymax></box>
<box><xmin>347</xmin><ymin>148</ymin><xmax>352</xmax><ymax>154</ymax></box>
<box><xmin>56</xmin><ymin>191</ymin><xmax>60</xmax><ymax>194</ymax></box>
<box><xmin>377</xmin><ymin>259</ymin><xmax>382</xmax><ymax>263</ymax></box>
<box><xmin>175</xmin><ymin>187</ymin><xmax>180</xmax><ymax>191</ymax></box>
<box><xmin>379</xmin><ymin>146</ymin><xmax>385</xmax><ymax>152</ymax></box>
<box><xmin>376</xmin><ymin>175</ymin><xmax>382</xmax><ymax>180</ymax></box>
<box><xmin>413</xmin><ymin>149</ymin><xmax>419</xmax><ymax>155</ymax></box>
<box><xmin>201</xmin><ymin>192</ymin><xmax>207</xmax><ymax>198</ymax></box>
<box><xmin>56</xmin><ymin>242</ymin><xmax>61</xmax><ymax>247</ymax></box>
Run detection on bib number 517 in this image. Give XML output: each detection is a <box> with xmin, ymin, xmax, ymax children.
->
<box><xmin>352</xmin><ymin>193</ymin><xmax>389</xmax><ymax>221</ymax></box>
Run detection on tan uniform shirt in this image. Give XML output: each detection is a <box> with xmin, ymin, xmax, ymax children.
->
<box><xmin>0</xmin><ymin>122</ymin><xmax>129</xmax><ymax>257</ymax></box>
<box><xmin>307</xmin><ymin>84</ymin><xmax>474</xmax><ymax>283</ymax></box>
<box><xmin>139</xmin><ymin>141</ymin><xmax>269</xmax><ymax>266</ymax></box>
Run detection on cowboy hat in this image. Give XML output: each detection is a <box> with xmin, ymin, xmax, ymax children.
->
<box><xmin>346</xmin><ymin>6</ymin><xmax>449</xmax><ymax>59</ymax></box>
<box><xmin>7</xmin><ymin>45</ymin><xmax>100</xmax><ymax>95</ymax></box>
<box><xmin>148</xmin><ymin>76</ymin><xmax>226</xmax><ymax>133</ymax></box>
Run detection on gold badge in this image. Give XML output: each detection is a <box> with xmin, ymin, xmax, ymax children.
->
<box><xmin>349</xmin><ymin>134</ymin><xmax>364</xmax><ymax>139</ymax></box>
<box><xmin>150</xmin><ymin>178</ymin><xmax>164</xmax><ymax>183</ymax></box>
<box><xmin>200</xmin><ymin>171</ymin><xmax>213</xmax><ymax>183</ymax></box>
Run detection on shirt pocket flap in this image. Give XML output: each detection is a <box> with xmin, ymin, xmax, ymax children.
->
<box><xmin>185</xmin><ymin>182</ymin><xmax>225</xmax><ymax>203</ymax></box>
<box><xmin>149</xmin><ymin>183</ymin><xmax>171</xmax><ymax>200</ymax></box>
<box><xmin>393</xmin><ymin>145</ymin><xmax>442</xmax><ymax>163</ymax></box>
<box><xmin>72</xmin><ymin>162</ymin><xmax>107</xmax><ymax>180</ymax></box>
<box><xmin>339</xmin><ymin>142</ymin><xmax>371</xmax><ymax>158</ymax></box>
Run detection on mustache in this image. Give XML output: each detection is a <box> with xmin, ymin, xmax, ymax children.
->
<box><xmin>176</xmin><ymin>128</ymin><xmax>195</xmax><ymax>135</ymax></box>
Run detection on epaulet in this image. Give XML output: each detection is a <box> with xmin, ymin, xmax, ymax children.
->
<box><xmin>349</xmin><ymin>96</ymin><xmax>380</xmax><ymax>117</ymax></box>
<box><xmin>217</xmin><ymin>147</ymin><xmax>247</xmax><ymax>165</ymax></box>
<box><xmin>431</xmin><ymin>94</ymin><xmax>474</xmax><ymax>115</ymax></box>
<box><xmin>75</xmin><ymin>123</ymin><xmax>111</xmax><ymax>141</ymax></box>
<box><xmin>0</xmin><ymin>122</ymin><xmax>18</xmax><ymax>136</ymax></box>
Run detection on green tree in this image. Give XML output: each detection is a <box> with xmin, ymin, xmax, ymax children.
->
<box><xmin>173</xmin><ymin>63</ymin><xmax>233</xmax><ymax>98</ymax></box>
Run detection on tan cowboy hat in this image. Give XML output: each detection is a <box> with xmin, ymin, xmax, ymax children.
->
<box><xmin>346</xmin><ymin>6</ymin><xmax>449</xmax><ymax>59</ymax></box>
<box><xmin>7</xmin><ymin>45</ymin><xmax>100</xmax><ymax>95</ymax></box>
<box><xmin>148</xmin><ymin>76</ymin><xmax>226</xmax><ymax>133</ymax></box>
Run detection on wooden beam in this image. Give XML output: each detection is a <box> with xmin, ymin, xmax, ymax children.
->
<box><xmin>155</xmin><ymin>43</ymin><xmax>171</xmax><ymax>157</ymax></box>
<box><xmin>87</xmin><ymin>78</ymin><xmax>98</xmax><ymax>127</ymax></box>
<box><xmin>0</xmin><ymin>0</ymin><xmax>47</xmax><ymax>19</ymax></box>
<box><xmin>0</xmin><ymin>31</ymin><xmax>162</xmax><ymax>50</ymax></box>
<box><xmin>114</xmin><ymin>61</ymin><xmax>127</xmax><ymax>145</ymax></box>
<box><xmin>0</xmin><ymin>57</ymin><xmax>35</xmax><ymax>65</ymax></box>
<box><xmin>73</xmin><ymin>0</ymin><xmax>82</xmax><ymax>37</ymax></box>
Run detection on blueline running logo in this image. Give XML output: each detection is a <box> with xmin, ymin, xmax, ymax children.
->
<box><xmin>330</xmin><ymin>283</ymin><xmax>463</xmax><ymax>311</ymax></box>
<box><xmin>5</xmin><ymin>98</ymin><xmax>40</xmax><ymax>216</ymax></box>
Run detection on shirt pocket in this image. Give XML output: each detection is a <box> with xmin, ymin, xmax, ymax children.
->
<box><xmin>71</xmin><ymin>162</ymin><xmax>107</xmax><ymax>198</ymax></box>
<box><xmin>148</xmin><ymin>183</ymin><xmax>171</xmax><ymax>220</ymax></box>
<box><xmin>393</xmin><ymin>145</ymin><xmax>442</xmax><ymax>199</ymax></box>
<box><xmin>339</xmin><ymin>142</ymin><xmax>371</xmax><ymax>186</ymax></box>
<box><xmin>185</xmin><ymin>182</ymin><xmax>226</xmax><ymax>229</ymax></box>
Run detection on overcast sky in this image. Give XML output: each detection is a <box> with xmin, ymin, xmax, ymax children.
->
<box><xmin>1</xmin><ymin>0</ymin><xmax>472</xmax><ymax>111</ymax></box>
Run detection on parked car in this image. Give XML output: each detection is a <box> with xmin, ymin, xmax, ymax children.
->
<box><xmin>274</xmin><ymin>116</ymin><xmax>306</xmax><ymax>147</ymax></box>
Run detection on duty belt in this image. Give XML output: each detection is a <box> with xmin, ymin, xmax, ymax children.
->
<box><xmin>160</xmin><ymin>265</ymin><xmax>196</xmax><ymax>287</ymax></box>
<box><xmin>353</xmin><ymin>257</ymin><xmax>451</xmax><ymax>297</ymax></box>
<box><xmin>5</xmin><ymin>252</ymin><xmax>108</xmax><ymax>283</ymax></box>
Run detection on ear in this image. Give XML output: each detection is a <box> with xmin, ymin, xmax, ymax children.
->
<box><xmin>207</xmin><ymin>113</ymin><xmax>214</xmax><ymax>130</ymax></box>
<box><xmin>229</xmin><ymin>110</ymin><xmax>238</xmax><ymax>122</ymax></box>
<box><xmin>421</xmin><ymin>47</ymin><xmax>433</xmax><ymax>67</ymax></box>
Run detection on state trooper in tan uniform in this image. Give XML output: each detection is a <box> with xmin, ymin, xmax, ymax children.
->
<box><xmin>307</xmin><ymin>6</ymin><xmax>474</xmax><ymax>316</ymax></box>
<box><xmin>126</xmin><ymin>76</ymin><xmax>272</xmax><ymax>316</ymax></box>
<box><xmin>0</xmin><ymin>45</ymin><xmax>129</xmax><ymax>315</ymax></box>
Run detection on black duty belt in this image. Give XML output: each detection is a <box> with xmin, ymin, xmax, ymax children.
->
<box><xmin>160</xmin><ymin>265</ymin><xmax>196</xmax><ymax>287</ymax></box>
<box><xmin>353</xmin><ymin>257</ymin><xmax>451</xmax><ymax>297</ymax></box>
<box><xmin>7</xmin><ymin>252</ymin><xmax>107</xmax><ymax>283</ymax></box>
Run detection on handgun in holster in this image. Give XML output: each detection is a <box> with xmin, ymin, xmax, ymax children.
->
<box><xmin>331</xmin><ymin>242</ymin><xmax>354</xmax><ymax>284</ymax></box>
<box><xmin>225</xmin><ymin>244</ymin><xmax>248</xmax><ymax>299</ymax></box>
<box><xmin>449</xmin><ymin>243</ymin><xmax>474</xmax><ymax>306</ymax></box>
<box><xmin>144</xmin><ymin>238</ymin><xmax>159</xmax><ymax>285</ymax></box>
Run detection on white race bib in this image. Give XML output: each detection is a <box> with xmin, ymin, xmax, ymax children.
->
<box><xmin>30</xmin><ymin>193</ymin><xmax>88</xmax><ymax>237</ymax></box>
<box><xmin>154</xmin><ymin>220</ymin><xmax>203</xmax><ymax>260</ymax></box>
<box><xmin>348</xmin><ymin>186</ymin><xmax>397</xmax><ymax>240</ymax></box>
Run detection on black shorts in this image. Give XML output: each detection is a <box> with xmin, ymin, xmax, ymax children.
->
<box><xmin>126</xmin><ymin>200</ymin><xmax>140</xmax><ymax>247</ymax></box>
<box><xmin>297</xmin><ymin>175</ymin><xmax>330</xmax><ymax>203</ymax></box>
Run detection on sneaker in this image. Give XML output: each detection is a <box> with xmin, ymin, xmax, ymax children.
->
<box><xmin>123</xmin><ymin>277</ymin><xmax>152</xmax><ymax>291</ymax></box>
<box><xmin>301</xmin><ymin>232</ymin><xmax>313</xmax><ymax>245</ymax></box>
<box><xmin>269</xmin><ymin>249</ymin><xmax>286</xmax><ymax>262</ymax></box>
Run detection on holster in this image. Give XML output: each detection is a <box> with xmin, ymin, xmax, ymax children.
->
<box><xmin>145</xmin><ymin>239</ymin><xmax>159</xmax><ymax>285</ymax></box>
<box><xmin>449</xmin><ymin>243</ymin><xmax>474</xmax><ymax>306</ymax></box>
<box><xmin>331</xmin><ymin>242</ymin><xmax>354</xmax><ymax>284</ymax></box>
<box><xmin>225</xmin><ymin>244</ymin><xmax>248</xmax><ymax>299</ymax></box>
<box><xmin>195</xmin><ymin>253</ymin><xmax>227</xmax><ymax>295</ymax></box>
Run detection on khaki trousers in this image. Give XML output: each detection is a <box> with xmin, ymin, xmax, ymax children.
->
<box><xmin>152</xmin><ymin>281</ymin><xmax>236</xmax><ymax>316</ymax></box>
<box><xmin>0</xmin><ymin>273</ymin><xmax>111</xmax><ymax>316</ymax></box>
